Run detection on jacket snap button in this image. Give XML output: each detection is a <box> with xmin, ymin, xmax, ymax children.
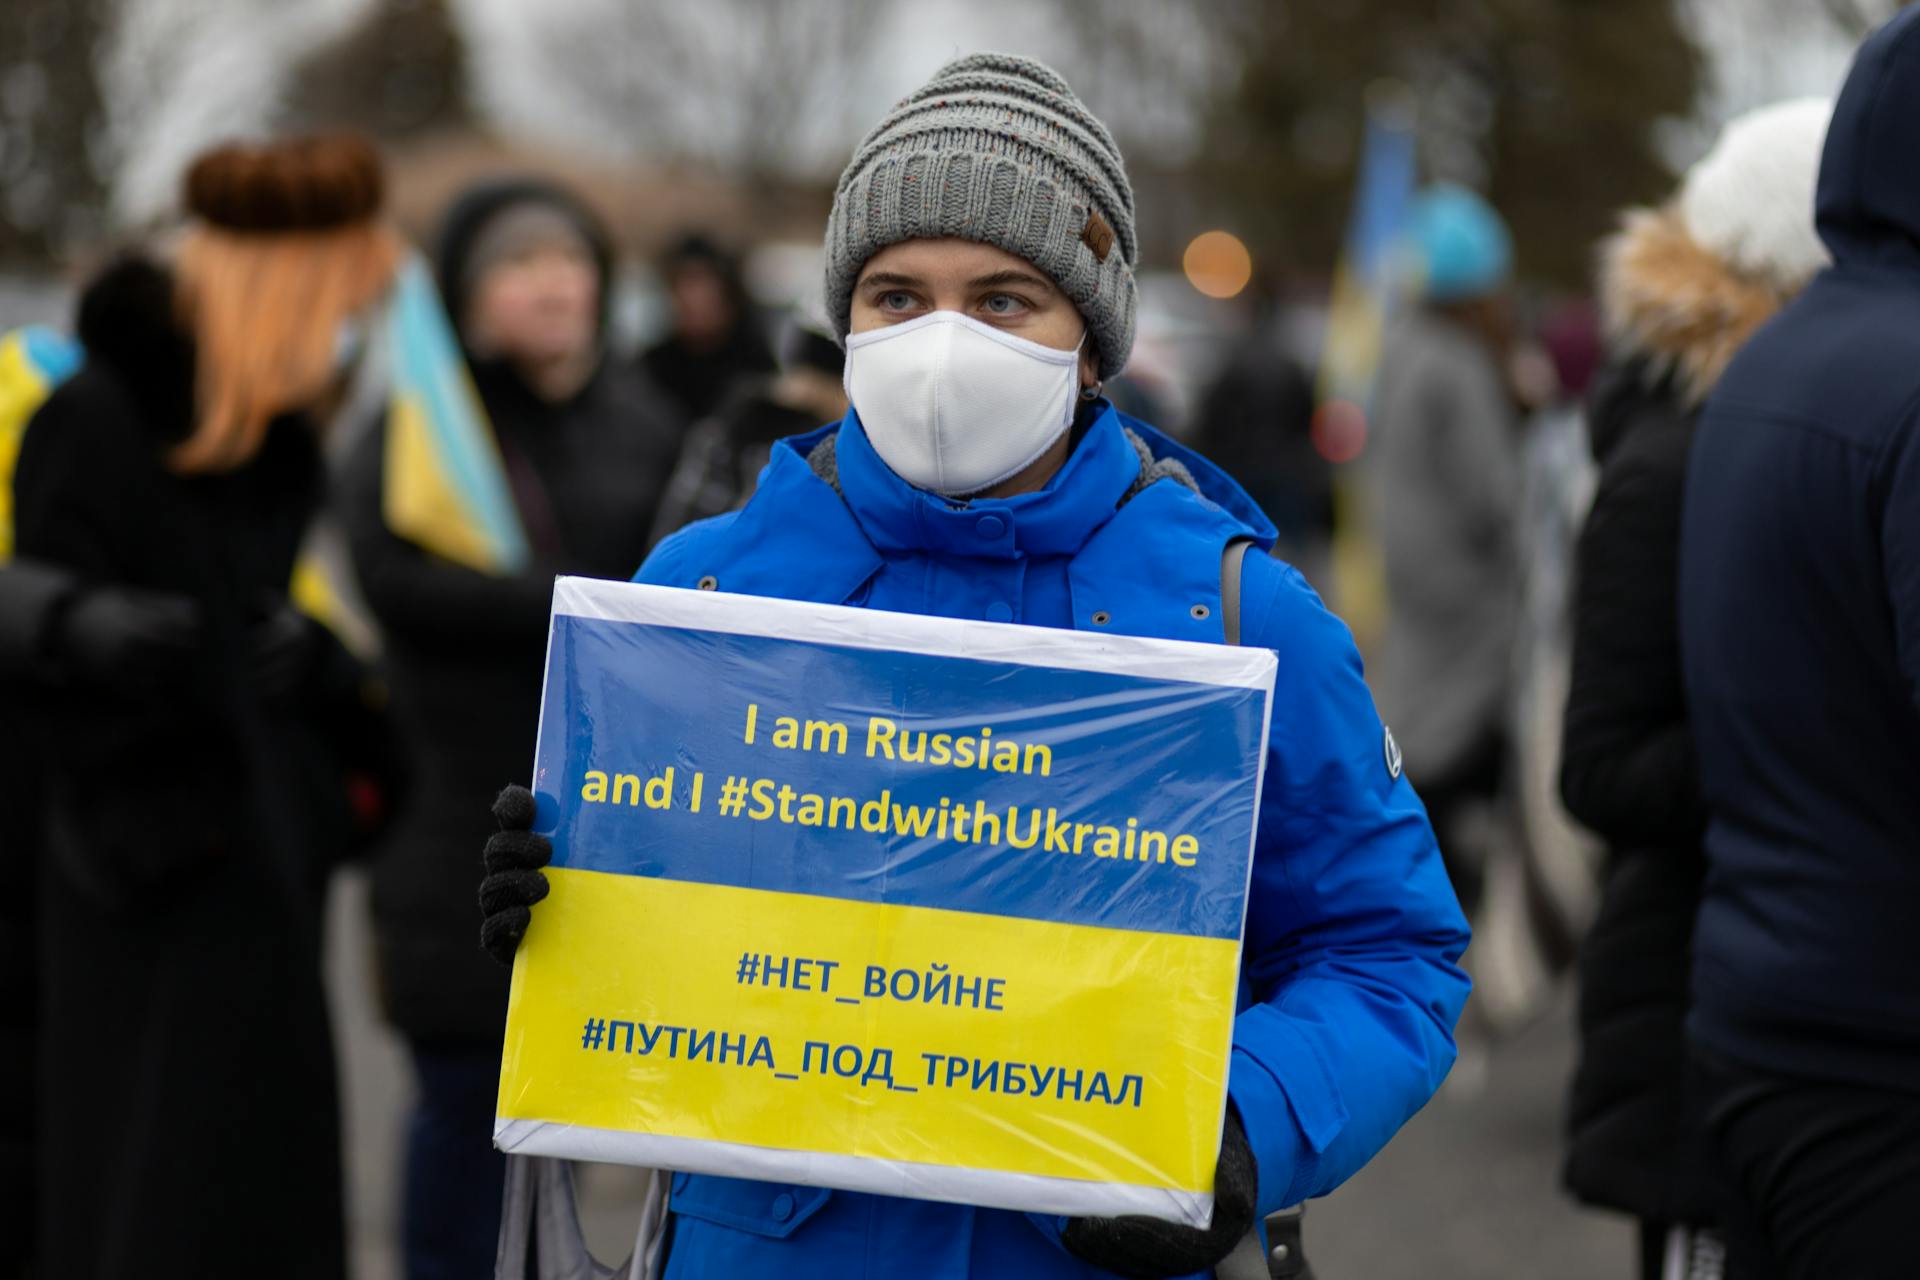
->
<box><xmin>696</xmin><ymin>575</ymin><xmax>718</xmax><ymax>590</ymax></box>
<box><xmin>771</xmin><ymin>1192</ymin><xmax>795</xmax><ymax>1222</ymax></box>
<box><xmin>1091</xmin><ymin>611</ymin><xmax>1111</xmax><ymax>625</ymax></box>
<box><xmin>985</xmin><ymin>601</ymin><xmax>1013</xmax><ymax>623</ymax></box>
<box><xmin>1191</xmin><ymin>603</ymin><xmax>1211</xmax><ymax>620</ymax></box>
<box><xmin>975</xmin><ymin>514</ymin><xmax>1006</xmax><ymax>538</ymax></box>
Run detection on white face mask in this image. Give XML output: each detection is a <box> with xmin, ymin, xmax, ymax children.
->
<box><xmin>843</xmin><ymin>310</ymin><xmax>1084</xmax><ymax>497</ymax></box>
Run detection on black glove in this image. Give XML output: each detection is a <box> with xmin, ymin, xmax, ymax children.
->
<box><xmin>52</xmin><ymin>586</ymin><xmax>200</xmax><ymax>692</ymax></box>
<box><xmin>244</xmin><ymin>599</ymin><xmax>326</xmax><ymax>703</ymax></box>
<box><xmin>1062</xmin><ymin>1112</ymin><xmax>1258</xmax><ymax>1279</ymax></box>
<box><xmin>480</xmin><ymin>784</ymin><xmax>551</xmax><ymax>966</ymax></box>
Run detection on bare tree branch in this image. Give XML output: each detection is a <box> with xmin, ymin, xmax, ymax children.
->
<box><xmin>524</xmin><ymin>0</ymin><xmax>882</xmax><ymax>182</ymax></box>
<box><xmin>1818</xmin><ymin>0</ymin><xmax>1903</xmax><ymax>38</ymax></box>
<box><xmin>0</xmin><ymin>0</ymin><xmax>112</xmax><ymax>264</ymax></box>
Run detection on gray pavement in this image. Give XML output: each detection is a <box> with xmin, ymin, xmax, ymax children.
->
<box><xmin>328</xmin><ymin>871</ymin><xmax>1628</xmax><ymax>1279</ymax></box>
<box><xmin>1309</xmin><ymin>1006</ymin><xmax>1633</xmax><ymax>1278</ymax></box>
<box><xmin>328</xmin><ymin>871</ymin><xmax>409</xmax><ymax>1280</ymax></box>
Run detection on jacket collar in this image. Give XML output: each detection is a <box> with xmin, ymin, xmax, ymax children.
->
<box><xmin>832</xmin><ymin>402</ymin><xmax>1141</xmax><ymax>560</ymax></box>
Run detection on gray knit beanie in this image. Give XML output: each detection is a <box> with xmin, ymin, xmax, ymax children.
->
<box><xmin>824</xmin><ymin>52</ymin><xmax>1138</xmax><ymax>377</ymax></box>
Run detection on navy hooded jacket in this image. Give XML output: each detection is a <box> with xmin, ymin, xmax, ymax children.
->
<box><xmin>1678</xmin><ymin>7</ymin><xmax>1920</xmax><ymax>1093</ymax></box>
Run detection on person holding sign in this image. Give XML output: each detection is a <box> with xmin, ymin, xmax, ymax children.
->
<box><xmin>483</xmin><ymin>53</ymin><xmax>1470</xmax><ymax>1280</ymax></box>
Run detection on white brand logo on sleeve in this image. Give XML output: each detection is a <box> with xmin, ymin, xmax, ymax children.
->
<box><xmin>1383</xmin><ymin>726</ymin><xmax>1403</xmax><ymax>780</ymax></box>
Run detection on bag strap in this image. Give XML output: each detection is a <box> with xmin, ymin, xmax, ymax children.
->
<box><xmin>494</xmin><ymin>1155</ymin><xmax>670</xmax><ymax>1280</ymax></box>
<box><xmin>1217</xmin><ymin>546</ymin><xmax>1317</xmax><ymax>1280</ymax></box>
<box><xmin>1213</xmin><ymin>536</ymin><xmax>1253</xmax><ymax>1279</ymax></box>
<box><xmin>1221</xmin><ymin>537</ymin><xmax>1254</xmax><ymax>646</ymax></box>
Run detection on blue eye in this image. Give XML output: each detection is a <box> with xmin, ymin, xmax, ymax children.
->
<box><xmin>881</xmin><ymin>291</ymin><xmax>917</xmax><ymax>311</ymax></box>
<box><xmin>982</xmin><ymin>293</ymin><xmax>1027</xmax><ymax>316</ymax></box>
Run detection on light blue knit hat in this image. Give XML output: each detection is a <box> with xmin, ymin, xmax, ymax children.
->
<box><xmin>1408</xmin><ymin>183</ymin><xmax>1513</xmax><ymax>302</ymax></box>
<box><xmin>823</xmin><ymin>53</ymin><xmax>1139</xmax><ymax>376</ymax></box>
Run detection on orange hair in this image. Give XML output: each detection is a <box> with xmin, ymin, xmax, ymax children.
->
<box><xmin>168</xmin><ymin>220</ymin><xmax>401</xmax><ymax>474</ymax></box>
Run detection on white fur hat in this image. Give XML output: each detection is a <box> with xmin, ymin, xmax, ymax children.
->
<box><xmin>1679</xmin><ymin>97</ymin><xmax>1835</xmax><ymax>294</ymax></box>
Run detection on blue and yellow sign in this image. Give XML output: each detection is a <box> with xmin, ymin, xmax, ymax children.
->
<box><xmin>496</xmin><ymin>577</ymin><xmax>1276</xmax><ymax>1226</ymax></box>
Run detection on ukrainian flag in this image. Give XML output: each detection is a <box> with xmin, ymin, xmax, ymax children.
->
<box><xmin>1319</xmin><ymin>88</ymin><xmax>1417</xmax><ymax>641</ymax></box>
<box><xmin>381</xmin><ymin>254</ymin><xmax>530</xmax><ymax>574</ymax></box>
<box><xmin>1318</xmin><ymin>89</ymin><xmax>1418</xmax><ymax>413</ymax></box>
<box><xmin>0</xmin><ymin>325</ymin><xmax>84</xmax><ymax>561</ymax></box>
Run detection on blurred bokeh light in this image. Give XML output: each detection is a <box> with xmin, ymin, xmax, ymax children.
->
<box><xmin>1181</xmin><ymin>230</ymin><xmax>1253</xmax><ymax>299</ymax></box>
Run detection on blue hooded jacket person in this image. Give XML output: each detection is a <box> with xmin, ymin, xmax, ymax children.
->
<box><xmin>1678</xmin><ymin>8</ymin><xmax>1920</xmax><ymax>1269</ymax></box>
<box><xmin>482</xmin><ymin>54</ymin><xmax>1469</xmax><ymax>1280</ymax></box>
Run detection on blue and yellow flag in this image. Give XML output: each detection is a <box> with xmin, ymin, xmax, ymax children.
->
<box><xmin>1318</xmin><ymin>95</ymin><xmax>1418</xmax><ymax>415</ymax></box>
<box><xmin>0</xmin><ymin>325</ymin><xmax>84</xmax><ymax>561</ymax></box>
<box><xmin>1319</xmin><ymin>92</ymin><xmax>1417</xmax><ymax>638</ymax></box>
<box><xmin>381</xmin><ymin>254</ymin><xmax>530</xmax><ymax>574</ymax></box>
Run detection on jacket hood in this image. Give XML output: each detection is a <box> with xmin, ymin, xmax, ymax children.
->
<box><xmin>1816</xmin><ymin>7</ymin><xmax>1920</xmax><ymax>270</ymax></box>
<box><xmin>432</xmin><ymin>177</ymin><xmax>615</xmax><ymax>345</ymax></box>
<box><xmin>1121</xmin><ymin>416</ymin><xmax>1275</xmax><ymax>542</ymax></box>
<box><xmin>1599</xmin><ymin>207</ymin><xmax>1787</xmax><ymax>408</ymax></box>
<box><xmin>73</xmin><ymin>253</ymin><xmax>196</xmax><ymax>441</ymax></box>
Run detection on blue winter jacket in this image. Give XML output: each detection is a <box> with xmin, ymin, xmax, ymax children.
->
<box><xmin>635</xmin><ymin>405</ymin><xmax>1470</xmax><ymax>1278</ymax></box>
<box><xmin>1679</xmin><ymin>7</ymin><xmax>1920</xmax><ymax>1095</ymax></box>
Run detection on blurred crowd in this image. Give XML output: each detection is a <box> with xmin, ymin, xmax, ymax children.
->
<box><xmin>0</xmin><ymin>140</ymin><xmax>844</xmax><ymax>1276</ymax></box>
<box><xmin>3</xmin><ymin>8</ymin><xmax>1919</xmax><ymax>1280</ymax></box>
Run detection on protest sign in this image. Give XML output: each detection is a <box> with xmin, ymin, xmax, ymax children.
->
<box><xmin>495</xmin><ymin>576</ymin><xmax>1275</xmax><ymax>1226</ymax></box>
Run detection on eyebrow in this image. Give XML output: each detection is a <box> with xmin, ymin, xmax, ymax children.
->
<box><xmin>856</xmin><ymin>267</ymin><xmax>1059</xmax><ymax>294</ymax></box>
<box><xmin>967</xmin><ymin>269</ymin><xmax>1056</xmax><ymax>293</ymax></box>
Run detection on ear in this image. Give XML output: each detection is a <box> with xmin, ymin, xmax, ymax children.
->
<box><xmin>1078</xmin><ymin>343</ymin><xmax>1100</xmax><ymax>392</ymax></box>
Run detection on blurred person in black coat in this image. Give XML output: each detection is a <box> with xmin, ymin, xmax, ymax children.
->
<box><xmin>0</xmin><ymin>553</ymin><xmax>57</xmax><ymax>1280</ymax></box>
<box><xmin>343</xmin><ymin>177</ymin><xmax>678</xmax><ymax>1280</ymax></box>
<box><xmin>1188</xmin><ymin>302</ymin><xmax>1326</xmax><ymax>570</ymax></box>
<box><xmin>1560</xmin><ymin>98</ymin><xmax>1832</xmax><ymax>1280</ymax></box>
<box><xmin>638</xmin><ymin>233</ymin><xmax>776</xmax><ymax>426</ymax></box>
<box><xmin>10</xmin><ymin>135</ymin><xmax>403</xmax><ymax>1278</ymax></box>
<box><xmin>650</xmin><ymin>318</ymin><xmax>849</xmax><ymax>541</ymax></box>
